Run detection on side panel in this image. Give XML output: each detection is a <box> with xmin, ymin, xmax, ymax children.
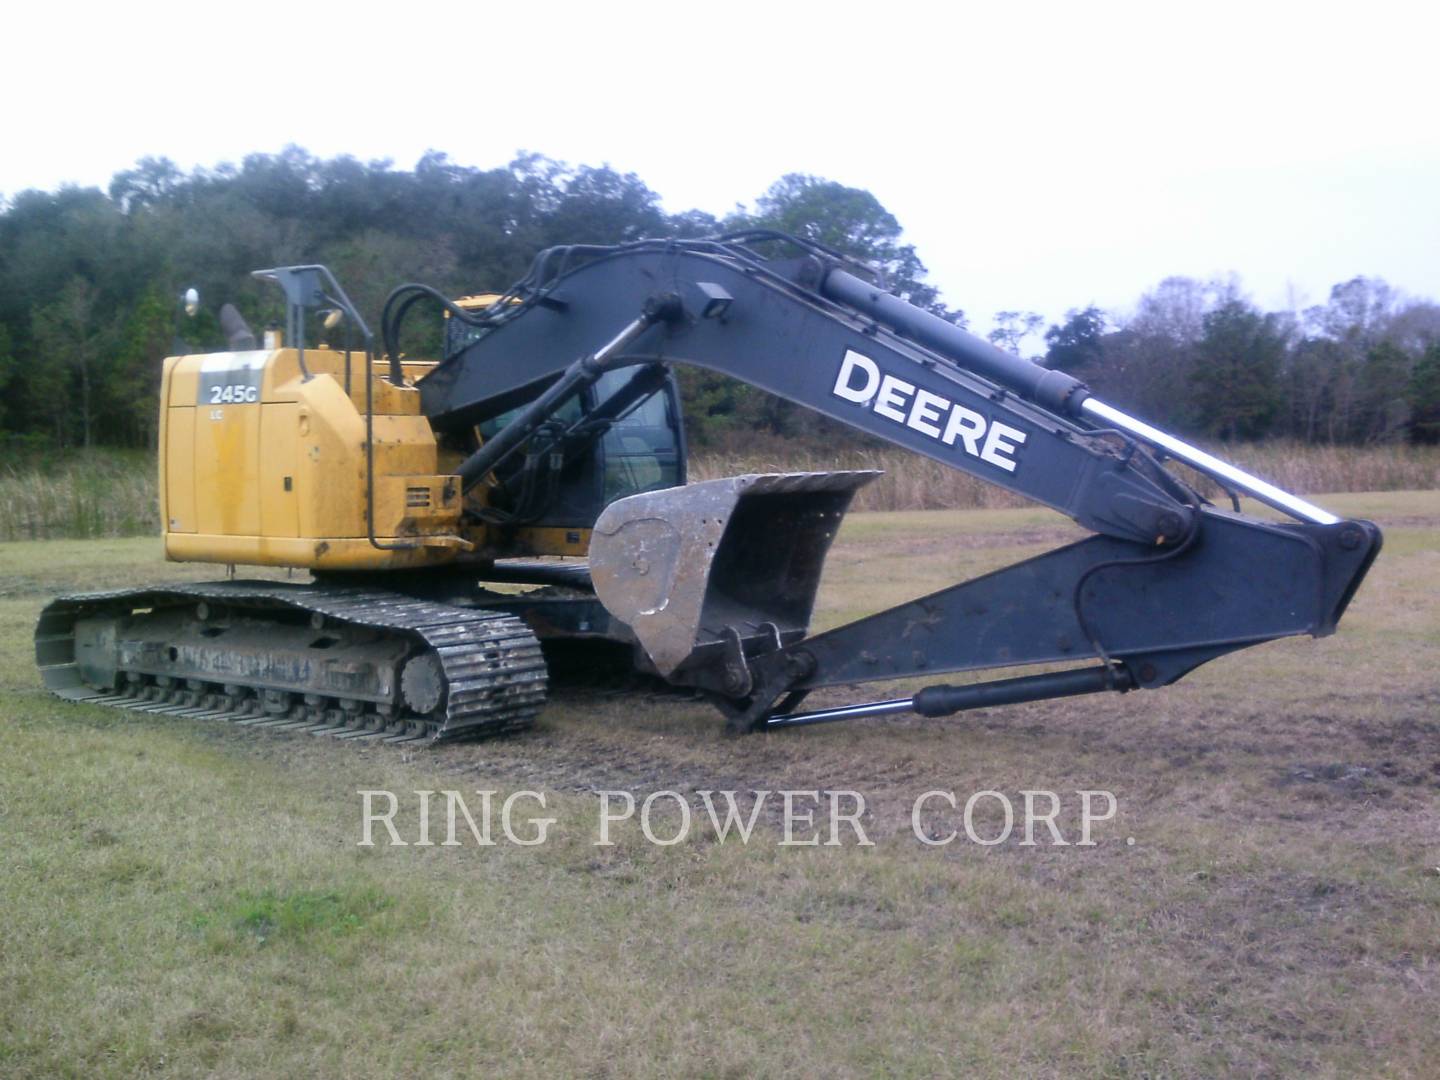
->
<box><xmin>162</xmin><ymin>348</ymin><xmax>473</xmax><ymax>570</ymax></box>
<box><xmin>164</xmin><ymin>406</ymin><xmax>197</xmax><ymax>533</ymax></box>
<box><xmin>194</xmin><ymin>396</ymin><xmax>261</xmax><ymax>536</ymax></box>
<box><xmin>259</xmin><ymin>402</ymin><xmax>300</xmax><ymax>537</ymax></box>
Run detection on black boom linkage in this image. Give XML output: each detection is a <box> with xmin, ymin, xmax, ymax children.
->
<box><xmin>418</xmin><ymin>235</ymin><xmax>1382</xmax><ymax>731</ymax></box>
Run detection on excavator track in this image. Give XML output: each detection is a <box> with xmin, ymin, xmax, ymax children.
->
<box><xmin>35</xmin><ymin>581</ymin><xmax>548</xmax><ymax>745</ymax></box>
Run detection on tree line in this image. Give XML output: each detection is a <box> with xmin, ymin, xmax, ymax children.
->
<box><xmin>0</xmin><ymin>147</ymin><xmax>1435</xmax><ymax>452</ymax></box>
<box><xmin>1037</xmin><ymin>278</ymin><xmax>1440</xmax><ymax>447</ymax></box>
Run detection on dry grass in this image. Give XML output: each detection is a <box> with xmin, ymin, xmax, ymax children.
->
<box><xmin>2</xmin><ymin>441</ymin><xmax>1436</xmax><ymax>539</ymax></box>
<box><xmin>0</xmin><ymin>451</ymin><xmax>159</xmax><ymax>541</ymax></box>
<box><xmin>692</xmin><ymin>441</ymin><xmax>1440</xmax><ymax>513</ymax></box>
<box><xmin>1</xmin><ymin>492</ymin><xmax>1438</xmax><ymax>1076</ymax></box>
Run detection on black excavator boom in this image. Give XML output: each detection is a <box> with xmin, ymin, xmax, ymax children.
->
<box><xmin>418</xmin><ymin>234</ymin><xmax>1381</xmax><ymax>730</ymax></box>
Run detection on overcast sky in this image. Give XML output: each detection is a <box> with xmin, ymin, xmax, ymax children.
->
<box><xmin>3</xmin><ymin>0</ymin><xmax>1435</xmax><ymax>344</ymax></box>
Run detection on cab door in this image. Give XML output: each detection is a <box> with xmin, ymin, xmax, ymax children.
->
<box><xmin>596</xmin><ymin>369</ymin><xmax>686</xmax><ymax>503</ymax></box>
<box><xmin>472</xmin><ymin>368</ymin><xmax>686</xmax><ymax>529</ymax></box>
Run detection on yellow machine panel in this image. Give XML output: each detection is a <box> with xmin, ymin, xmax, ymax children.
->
<box><xmin>161</xmin><ymin>347</ymin><xmax>472</xmax><ymax>571</ymax></box>
<box><xmin>161</xmin><ymin>395</ymin><xmax>196</xmax><ymax>533</ymax></box>
<box><xmin>192</xmin><ymin>358</ymin><xmax>263</xmax><ymax>536</ymax></box>
<box><xmin>259</xmin><ymin>402</ymin><xmax>300</xmax><ymax>538</ymax></box>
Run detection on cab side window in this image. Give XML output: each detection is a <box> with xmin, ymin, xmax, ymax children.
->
<box><xmin>596</xmin><ymin>371</ymin><xmax>682</xmax><ymax>502</ymax></box>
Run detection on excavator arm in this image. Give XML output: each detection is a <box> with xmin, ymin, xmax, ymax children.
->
<box><xmin>418</xmin><ymin>235</ymin><xmax>1381</xmax><ymax>731</ymax></box>
<box><xmin>423</xmin><ymin>241</ymin><xmax>1197</xmax><ymax>545</ymax></box>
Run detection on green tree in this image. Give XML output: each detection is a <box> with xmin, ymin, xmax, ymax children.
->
<box><xmin>726</xmin><ymin>173</ymin><xmax>962</xmax><ymax>324</ymax></box>
<box><xmin>1043</xmin><ymin>306</ymin><xmax>1107</xmax><ymax>376</ymax></box>
<box><xmin>1109</xmin><ymin>276</ymin><xmax>1217</xmax><ymax>431</ymax></box>
<box><xmin>1353</xmin><ymin>340</ymin><xmax>1411</xmax><ymax>443</ymax></box>
<box><xmin>31</xmin><ymin>277</ymin><xmax>114</xmax><ymax>447</ymax></box>
<box><xmin>0</xmin><ymin>322</ymin><xmax>15</xmax><ymax>437</ymax></box>
<box><xmin>108</xmin><ymin>156</ymin><xmax>186</xmax><ymax>212</ymax></box>
<box><xmin>537</xmin><ymin>164</ymin><xmax>668</xmax><ymax>245</ymax></box>
<box><xmin>1190</xmin><ymin>299</ymin><xmax>1284</xmax><ymax>440</ymax></box>
<box><xmin>1409</xmin><ymin>342</ymin><xmax>1440</xmax><ymax>444</ymax></box>
<box><xmin>1306</xmin><ymin>276</ymin><xmax>1396</xmax><ymax>348</ymax></box>
<box><xmin>109</xmin><ymin>289</ymin><xmax>174</xmax><ymax>446</ymax></box>
<box><xmin>696</xmin><ymin>173</ymin><xmax>962</xmax><ymax>444</ymax></box>
<box><xmin>1279</xmin><ymin>337</ymin><xmax>1341</xmax><ymax>442</ymax></box>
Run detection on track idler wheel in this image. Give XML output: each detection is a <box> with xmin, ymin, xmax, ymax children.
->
<box><xmin>400</xmin><ymin>652</ymin><xmax>446</xmax><ymax>716</ymax></box>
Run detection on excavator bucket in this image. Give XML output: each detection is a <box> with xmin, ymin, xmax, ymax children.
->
<box><xmin>588</xmin><ymin>471</ymin><xmax>879</xmax><ymax>687</ymax></box>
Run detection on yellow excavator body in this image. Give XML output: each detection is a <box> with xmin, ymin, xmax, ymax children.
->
<box><xmin>158</xmin><ymin>346</ymin><xmax>588</xmax><ymax>571</ymax></box>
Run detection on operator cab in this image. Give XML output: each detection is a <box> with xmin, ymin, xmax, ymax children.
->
<box><xmin>445</xmin><ymin>298</ymin><xmax>686</xmax><ymax>529</ymax></box>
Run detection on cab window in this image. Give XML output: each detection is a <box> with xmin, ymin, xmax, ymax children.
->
<box><xmin>596</xmin><ymin>370</ymin><xmax>682</xmax><ymax>501</ymax></box>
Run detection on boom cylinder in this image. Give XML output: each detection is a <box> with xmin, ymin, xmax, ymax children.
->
<box><xmin>820</xmin><ymin>268</ymin><xmax>1090</xmax><ymax>415</ymax></box>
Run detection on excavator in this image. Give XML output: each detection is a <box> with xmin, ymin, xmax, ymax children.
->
<box><xmin>34</xmin><ymin>232</ymin><xmax>1382</xmax><ymax>743</ymax></box>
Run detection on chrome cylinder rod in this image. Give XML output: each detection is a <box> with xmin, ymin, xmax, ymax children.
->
<box><xmin>764</xmin><ymin>666</ymin><xmax>1130</xmax><ymax>730</ymax></box>
<box><xmin>764</xmin><ymin>697</ymin><xmax>915</xmax><ymax>729</ymax></box>
<box><xmin>1080</xmin><ymin>398</ymin><xmax>1340</xmax><ymax>525</ymax></box>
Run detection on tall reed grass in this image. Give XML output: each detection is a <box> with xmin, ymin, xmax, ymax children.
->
<box><xmin>688</xmin><ymin>441</ymin><xmax>1440</xmax><ymax>514</ymax></box>
<box><xmin>0</xmin><ymin>452</ymin><xmax>160</xmax><ymax>541</ymax></box>
<box><xmin>1</xmin><ymin>442</ymin><xmax>1436</xmax><ymax>540</ymax></box>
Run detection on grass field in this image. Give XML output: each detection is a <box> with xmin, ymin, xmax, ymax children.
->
<box><xmin>1</xmin><ymin>492</ymin><xmax>1438</xmax><ymax>1077</ymax></box>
